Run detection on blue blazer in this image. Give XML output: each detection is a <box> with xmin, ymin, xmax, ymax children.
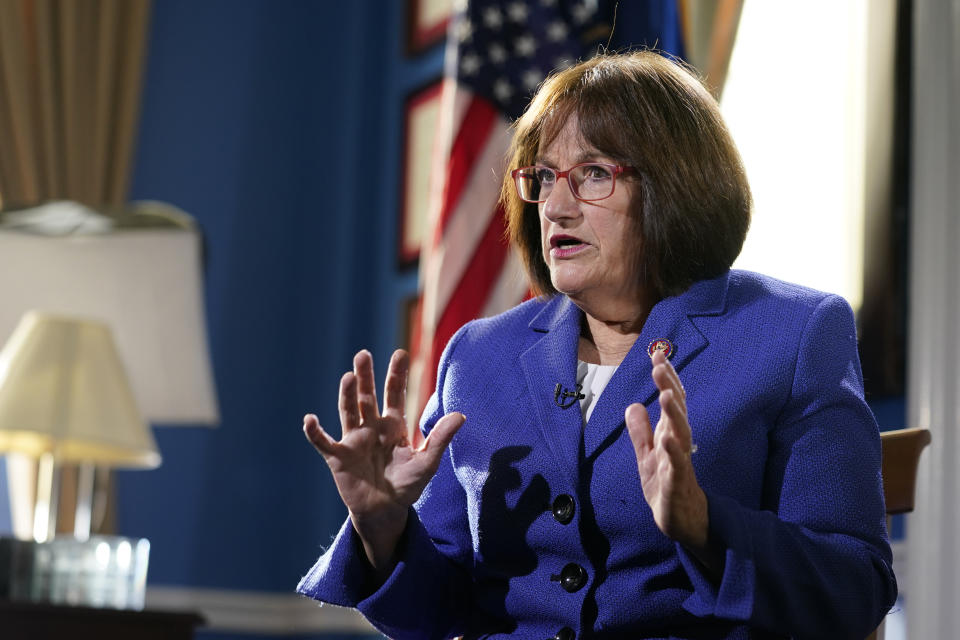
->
<box><xmin>298</xmin><ymin>270</ymin><xmax>897</xmax><ymax>639</ymax></box>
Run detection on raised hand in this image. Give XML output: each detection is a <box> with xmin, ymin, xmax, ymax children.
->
<box><xmin>303</xmin><ymin>349</ymin><xmax>465</xmax><ymax>572</ymax></box>
<box><xmin>624</xmin><ymin>349</ymin><xmax>709</xmax><ymax>553</ymax></box>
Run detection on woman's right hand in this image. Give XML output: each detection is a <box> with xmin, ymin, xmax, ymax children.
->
<box><xmin>303</xmin><ymin>349</ymin><xmax>465</xmax><ymax>575</ymax></box>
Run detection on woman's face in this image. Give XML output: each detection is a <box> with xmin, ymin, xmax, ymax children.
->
<box><xmin>537</xmin><ymin>115</ymin><xmax>640</xmax><ymax>319</ymax></box>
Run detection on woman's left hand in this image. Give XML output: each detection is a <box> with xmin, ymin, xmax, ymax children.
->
<box><xmin>625</xmin><ymin>349</ymin><xmax>709</xmax><ymax>552</ymax></box>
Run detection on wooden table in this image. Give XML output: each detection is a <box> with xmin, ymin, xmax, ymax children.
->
<box><xmin>0</xmin><ymin>599</ymin><xmax>204</xmax><ymax>639</ymax></box>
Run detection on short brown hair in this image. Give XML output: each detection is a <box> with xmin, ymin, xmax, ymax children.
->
<box><xmin>501</xmin><ymin>51</ymin><xmax>751</xmax><ymax>299</ymax></box>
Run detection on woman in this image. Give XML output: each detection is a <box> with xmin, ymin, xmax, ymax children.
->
<box><xmin>297</xmin><ymin>52</ymin><xmax>896</xmax><ymax>639</ymax></box>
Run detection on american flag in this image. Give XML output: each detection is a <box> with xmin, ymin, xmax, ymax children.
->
<box><xmin>409</xmin><ymin>0</ymin><xmax>683</xmax><ymax>423</ymax></box>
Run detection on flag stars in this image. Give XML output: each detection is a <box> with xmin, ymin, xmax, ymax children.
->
<box><xmin>546</xmin><ymin>20</ymin><xmax>569</xmax><ymax>42</ymax></box>
<box><xmin>507</xmin><ymin>2</ymin><xmax>529</xmax><ymax>22</ymax></box>
<box><xmin>457</xmin><ymin>18</ymin><xmax>473</xmax><ymax>43</ymax></box>
<box><xmin>488</xmin><ymin>43</ymin><xmax>508</xmax><ymax>64</ymax></box>
<box><xmin>515</xmin><ymin>34</ymin><xmax>536</xmax><ymax>57</ymax></box>
<box><xmin>493</xmin><ymin>78</ymin><xmax>513</xmax><ymax>103</ymax></box>
<box><xmin>571</xmin><ymin>1</ymin><xmax>596</xmax><ymax>25</ymax></box>
<box><xmin>522</xmin><ymin>69</ymin><xmax>543</xmax><ymax>91</ymax></box>
<box><xmin>482</xmin><ymin>6</ymin><xmax>503</xmax><ymax>29</ymax></box>
<box><xmin>460</xmin><ymin>52</ymin><xmax>482</xmax><ymax>76</ymax></box>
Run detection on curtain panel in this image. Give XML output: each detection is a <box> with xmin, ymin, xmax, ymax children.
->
<box><xmin>0</xmin><ymin>0</ymin><xmax>151</xmax><ymax>208</ymax></box>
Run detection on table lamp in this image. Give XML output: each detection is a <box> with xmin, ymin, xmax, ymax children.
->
<box><xmin>0</xmin><ymin>201</ymin><xmax>218</xmax><ymax>541</ymax></box>
<box><xmin>0</xmin><ymin>311</ymin><xmax>160</xmax><ymax>541</ymax></box>
<box><xmin>0</xmin><ymin>312</ymin><xmax>160</xmax><ymax>609</ymax></box>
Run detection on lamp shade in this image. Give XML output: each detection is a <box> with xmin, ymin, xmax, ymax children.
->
<box><xmin>0</xmin><ymin>312</ymin><xmax>160</xmax><ymax>468</ymax></box>
<box><xmin>0</xmin><ymin>201</ymin><xmax>218</xmax><ymax>425</ymax></box>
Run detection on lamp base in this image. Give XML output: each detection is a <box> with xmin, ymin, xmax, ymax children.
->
<box><xmin>0</xmin><ymin>535</ymin><xmax>150</xmax><ymax>610</ymax></box>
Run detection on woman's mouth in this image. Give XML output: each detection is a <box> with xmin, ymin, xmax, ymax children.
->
<box><xmin>550</xmin><ymin>235</ymin><xmax>589</xmax><ymax>258</ymax></box>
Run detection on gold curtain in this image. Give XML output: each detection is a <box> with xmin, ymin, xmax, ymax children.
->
<box><xmin>0</xmin><ymin>0</ymin><xmax>151</xmax><ymax>208</ymax></box>
<box><xmin>678</xmin><ymin>0</ymin><xmax>744</xmax><ymax>99</ymax></box>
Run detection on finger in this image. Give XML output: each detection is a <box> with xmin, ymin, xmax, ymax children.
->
<box><xmin>650</xmin><ymin>347</ymin><xmax>667</xmax><ymax>367</ymax></box>
<box><xmin>624</xmin><ymin>402</ymin><xmax>654</xmax><ymax>460</ymax></box>
<box><xmin>651</xmin><ymin>348</ymin><xmax>684</xmax><ymax>393</ymax></box>
<box><xmin>662</xmin><ymin>360</ymin><xmax>686</xmax><ymax>402</ymax></box>
<box><xmin>303</xmin><ymin>414</ymin><xmax>339</xmax><ymax>457</ymax></box>
<box><xmin>338</xmin><ymin>371</ymin><xmax>360</xmax><ymax>433</ymax></box>
<box><xmin>658</xmin><ymin>388</ymin><xmax>694</xmax><ymax>453</ymax></box>
<box><xmin>660</xmin><ymin>426</ymin><xmax>695</xmax><ymax>467</ymax></box>
<box><xmin>652</xmin><ymin>357</ymin><xmax>686</xmax><ymax>413</ymax></box>
<box><xmin>420</xmin><ymin>412</ymin><xmax>466</xmax><ymax>453</ymax></box>
<box><xmin>382</xmin><ymin>350</ymin><xmax>409</xmax><ymax>420</ymax></box>
<box><xmin>408</xmin><ymin>412</ymin><xmax>466</xmax><ymax>479</ymax></box>
<box><xmin>659</xmin><ymin>388</ymin><xmax>690</xmax><ymax>434</ymax></box>
<box><xmin>652</xmin><ymin>365</ymin><xmax>678</xmax><ymax>413</ymax></box>
<box><xmin>354</xmin><ymin>350</ymin><xmax>380</xmax><ymax>421</ymax></box>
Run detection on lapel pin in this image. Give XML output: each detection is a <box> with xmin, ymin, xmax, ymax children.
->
<box><xmin>647</xmin><ymin>339</ymin><xmax>674</xmax><ymax>360</ymax></box>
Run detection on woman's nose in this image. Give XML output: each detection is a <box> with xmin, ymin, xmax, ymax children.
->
<box><xmin>541</xmin><ymin>176</ymin><xmax>580</xmax><ymax>222</ymax></box>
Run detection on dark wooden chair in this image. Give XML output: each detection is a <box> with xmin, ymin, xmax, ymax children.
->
<box><xmin>866</xmin><ymin>427</ymin><xmax>932</xmax><ymax>640</ymax></box>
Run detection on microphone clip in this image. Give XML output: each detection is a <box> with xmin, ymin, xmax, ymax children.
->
<box><xmin>554</xmin><ymin>383</ymin><xmax>585</xmax><ymax>409</ymax></box>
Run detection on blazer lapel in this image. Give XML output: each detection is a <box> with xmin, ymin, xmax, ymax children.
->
<box><xmin>583</xmin><ymin>272</ymin><xmax>729</xmax><ymax>459</ymax></box>
<box><xmin>519</xmin><ymin>296</ymin><xmax>584</xmax><ymax>487</ymax></box>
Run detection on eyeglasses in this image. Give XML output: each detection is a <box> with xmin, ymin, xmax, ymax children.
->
<box><xmin>511</xmin><ymin>163</ymin><xmax>634</xmax><ymax>203</ymax></box>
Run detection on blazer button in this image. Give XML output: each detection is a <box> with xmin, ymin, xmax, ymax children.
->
<box><xmin>559</xmin><ymin>563</ymin><xmax>587</xmax><ymax>593</ymax></box>
<box><xmin>554</xmin><ymin>628</ymin><xmax>575</xmax><ymax>640</ymax></box>
<box><xmin>552</xmin><ymin>494</ymin><xmax>575</xmax><ymax>524</ymax></box>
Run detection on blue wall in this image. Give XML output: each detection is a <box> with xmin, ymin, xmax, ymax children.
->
<box><xmin>119</xmin><ymin>0</ymin><xmax>433</xmax><ymax>606</ymax></box>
